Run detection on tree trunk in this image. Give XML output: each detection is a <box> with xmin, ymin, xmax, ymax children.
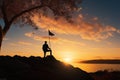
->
<box><xmin>0</xmin><ymin>26</ymin><xmax>3</xmax><ymax>50</ymax></box>
<box><xmin>0</xmin><ymin>36</ymin><xmax>2</xmax><ymax>50</ymax></box>
<box><xmin>0</xmin><ymin>5</ymin><xmax>43</xmax><ymax>50</ymax></box>
<box><xmin>0</xmin><ymin>24</ymin><xmax>10</xmax><ymax>51</ymax></box>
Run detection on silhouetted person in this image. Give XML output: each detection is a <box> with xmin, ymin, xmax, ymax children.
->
<box><xmin>42</xmin><ymin>41</ymin><xmax>52</xmax><ymax>57</ymax></box>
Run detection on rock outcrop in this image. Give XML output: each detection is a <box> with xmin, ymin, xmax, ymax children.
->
<box><xmin>0</xmin><ymin>55</ymin><xmax>94</xmax><ymax>80</ymax></box>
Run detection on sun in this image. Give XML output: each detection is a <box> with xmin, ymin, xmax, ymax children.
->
<box><xmin>63</xmin><ymin>57</ymin><xmax>72</xmax><ymax>63</ymax></box>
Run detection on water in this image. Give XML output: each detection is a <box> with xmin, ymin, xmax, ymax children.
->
<box><xmin>72</xmin><ymin>63</ymin><xmax>120</xmax><ymax>72</ymax></box>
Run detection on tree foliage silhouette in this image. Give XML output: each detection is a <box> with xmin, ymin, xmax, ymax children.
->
<box><xmin>0</xmin><ymin>0</ymin><xmax>82</xmax><ymax>50</ymax></box>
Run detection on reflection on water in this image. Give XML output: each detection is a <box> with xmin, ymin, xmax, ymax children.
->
<box><xmin>71</xmin><ymin>63</ymin><xmax>120</xmax><ymax>72</ymax></box>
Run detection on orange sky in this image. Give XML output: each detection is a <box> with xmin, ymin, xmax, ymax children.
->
<box><xmin>1</xmin><ymin>14</ymin><xmax>120</xmax><ymax>63</ymax></box>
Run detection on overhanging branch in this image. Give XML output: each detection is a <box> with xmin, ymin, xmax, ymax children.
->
<box><xmin>1</xmin><ymin>1</ymin><xmax>8</xmax><ymax>24</ymax></box>
<box><xmin>9</xmin><ymin>5</ymin><xmax>43</xmax><ymax>25</ymax></box>
<box><xmin>0</xmin><ymin>25</ymin><xmax>3</xmax><ymax>38</ymax></box>
<box><xmin>0</xmin><ymin>25</ymin><xmax>3</xmax><ymax>50</ymax></box>
<box><xmin>2</xmin><ymin>5</ymin><xmax>43</xmax><ymax>37</ymax></box>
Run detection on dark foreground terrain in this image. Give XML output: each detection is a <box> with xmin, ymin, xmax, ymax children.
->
<box><xmin>90</xmin><ymin>70</ymin><xmax>120</xmax><ymax>80</ymax></box>
<box><xmin>0</xmin><ymin>55</ymin><xmax>94</xmax><ymax>80</ymax></box>
<box><xmin>80</xmin><ymin>59</ymin><xmax>120</xmax><ymax>80</ymax></box>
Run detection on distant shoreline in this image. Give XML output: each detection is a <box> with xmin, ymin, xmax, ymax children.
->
<box><xmin>80</xmin><ymin>59</ymin><xmax>120</xmax><ymax>64</ymax></box>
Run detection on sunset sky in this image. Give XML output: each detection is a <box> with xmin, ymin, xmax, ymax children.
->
<box><xmin>1</xmin><ymin>0</ymin><xmax>120</xmax><ymax>63</ymax></box>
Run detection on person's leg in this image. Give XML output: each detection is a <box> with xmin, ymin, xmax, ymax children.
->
<box><xmin>50</xmin><ymin>50</ymin><xmax>52</xmax><ymax>55</ymax></box>
<box><xmin>46</xmin><ymin>50</ymin><xmax>52</xmax><ymax>56</ymax></box>
<box><xmin>44</xmin><ymin>51</ymin><xmax>46</xmax><ymax>58</ymax></box>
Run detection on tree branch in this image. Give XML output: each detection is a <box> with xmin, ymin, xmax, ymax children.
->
<box><xmin>0</xmin><ymin>25</ymin><xmax>3</xmax><ymax>33</ymax></box>
<box><xmin>2</xmin><ymin>5</ymin><xmax>43</xmax><ymax>37</ymax></box>
<box><xmin>9</xmin><ymin>5</ymin><xmax>43</xmax><ymax>25</ymax></box>
<box><xmin>0</xmin><ymin>25</ymin><xmax>3</xmax><ymax>39</ymax></box>
<box><xmin>0</xmin><ymin>25</ymin><xmax>3</xmax><ymax>50</ymax></box>
<box><xmin>2</xmin><ymin>24</ymin><xmax>10</xmax><ymax>37</ymax></box>
<box><xmin>1</xmin><ymin>1</ymin><xmax>8</xmax><ymax>24</ymax></box>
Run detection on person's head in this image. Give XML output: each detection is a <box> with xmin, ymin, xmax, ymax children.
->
<box><xmin>45</xmin><ymin>41</ymin><xmax>47</xmax><ymax>44</ymax></box>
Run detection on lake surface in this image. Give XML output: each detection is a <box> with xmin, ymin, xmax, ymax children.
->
<box><xmin>72</xmin><ymin>63</ymin><xmax>120</xmax><ymax>72</ymax></box>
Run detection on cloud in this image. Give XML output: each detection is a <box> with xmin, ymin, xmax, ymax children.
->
<box><xmin>117</xmin><ymin>30</ymin><xmax>120</xmax><ymax>33</ymax></box>
<box><xmin>93</xmin><ymin>56</ymin><xmax>103</xmax><ymax>59</ymax></box>
<box><xmin>25</xmin><ymin>32</ymin><xmax>58</xmax><ymax>41</ymax></box>
<box><xmin>30</xmin><ymin>14</ymin><xmax>120</xmax><ymax>41</ymax></box>
<box><xmin>18</xmin><ymin>41</ymin><xmax>32</xmax><ymax>46</ymax></box>
<box><xmin>3</xmin><ymin>37</ymin><xmax>9</xmax><ymax>41</ymax></box>
<box><xmin>9</xmin><ymin>43</ymin><xmax>17</xmax><ymax>46</ymax></box>
<box><xmin>92</xmin><ymin>17</ymin><xmax>98</xmax><ymax>21</ymax></box>
<box><xmin>25</xmin><ymin>32</ymin><xmax>86</xmax><ymax>46</ymax></box>
<box><xmin>9</xmin><ymin>41</ymin><xmax>32</xmax><ymax>46</ymax></box>
<box><xmin>106</xmin><ymin>41</ymin><xmax>112</xmax><ymax>45</ymax></box>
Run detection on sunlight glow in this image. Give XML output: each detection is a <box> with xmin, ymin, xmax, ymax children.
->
<box><xmin>63</xmin><ymin>57</ymin><xmax>72</xmax><ymax>63</ymax></box>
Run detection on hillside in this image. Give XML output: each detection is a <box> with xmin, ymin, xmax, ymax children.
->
<box><xmin>0</xmin><ymin>55</ymin><xmax>94</xmax><ymax>80</ymax></box>
<box><xmin>90</xmin><ymin>70</ymin><xmax>120</xmax><ymax>80</ymax></box>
